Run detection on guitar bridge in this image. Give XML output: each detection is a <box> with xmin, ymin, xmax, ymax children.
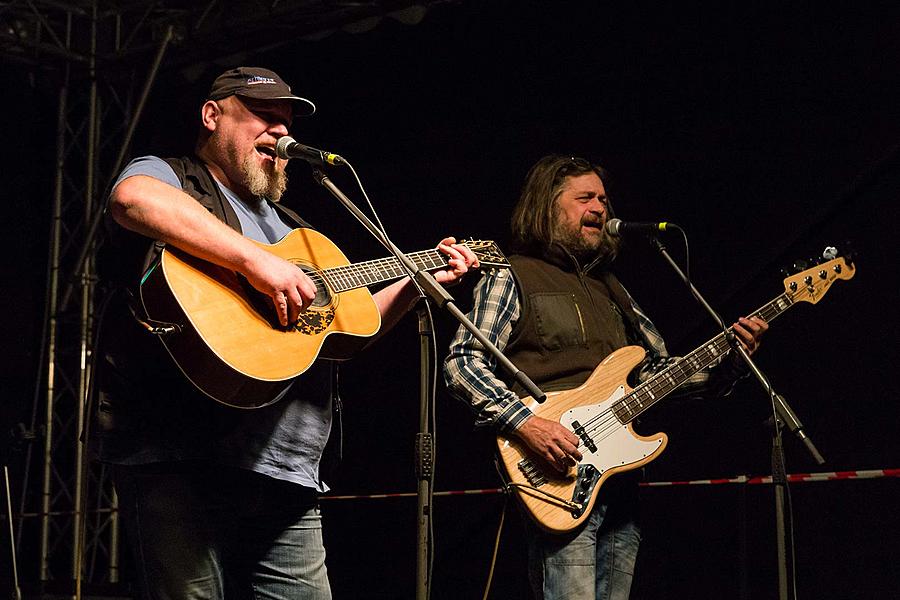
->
<box><xmin>517</xmin><ymin>458</ymin><xmax>548</xmax><ymax>487</ymax></box>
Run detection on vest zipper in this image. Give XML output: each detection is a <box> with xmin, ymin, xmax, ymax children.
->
<box><xmin>563</xmin><ymin>249</ymin><xmax>599</xmax><ymax>315</ymax></box>
<box><xmin>572</xmin><ymin>295</ymin><xmax>588</xmax><ymax>346</ymax></box>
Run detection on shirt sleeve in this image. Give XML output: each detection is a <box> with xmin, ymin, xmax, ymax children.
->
<box><xmin>443</xmin><ymin>269</ymin><xmax>535</xmax><ymax>434</ymax></box>
<box><xmin>113</xmin><ymin>156</ymin><xmax>181</xmax><ymax>190</ymax></box>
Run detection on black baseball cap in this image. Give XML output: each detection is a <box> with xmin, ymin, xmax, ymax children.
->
<box><xmin>207</xmin><ymin>67</ymin><xmax>316</xmax><ymax>116</ymax></box>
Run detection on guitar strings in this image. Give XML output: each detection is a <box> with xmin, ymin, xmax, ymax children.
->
<box><xmin>573</xmin><ymin>344</ymin><xmax>729</xmax><ymax>450</ymax></box>
<box><xmin>565</xmin><ymin>297</ymin><xmax>791</xmax><ymax>455</ymax></box>
<box><xmin>300</xmin><ymin>249</ymin><xmax>451</xmax><ymax>293</ymax></box>
<box><xmin>284</xmin><ymin>242</ymin><xmax>493</xmax><ymax>295</ymax></box>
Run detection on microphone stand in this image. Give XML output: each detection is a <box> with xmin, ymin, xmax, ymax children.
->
<box><xmin>310</xmin><ymin>168</ymin><xmax>545</xmax><ymax>600</ymax></box>
<box><xmin>647</xmin><ymin>234</ymin><xmax>824</xmax><ymax>600</ymax></box>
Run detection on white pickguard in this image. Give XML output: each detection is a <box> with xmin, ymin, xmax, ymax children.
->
<box><xmin>563</xmin><ymin>385</ymin><xmax>664</xmax><ymax>475</ymax></box>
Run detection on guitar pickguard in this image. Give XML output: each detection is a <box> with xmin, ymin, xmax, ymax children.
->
<box><xmin>514</xmin><ymin>384</ymin><xmax>664</xmax><ymax>518</ymax></box>
<box><xmin>563</xmin><ymin>386</ymin><xmax>664</xmax><ymax>477</ymax></box>
<box><xmin>295</xmin><ymin>308</ymin><xmax>335</xmax><ymax>335</ymax></box>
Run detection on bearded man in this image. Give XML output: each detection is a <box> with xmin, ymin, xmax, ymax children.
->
<box><xmin>444</xmin><ymin>155</ymin><xmax>766</xmax><ymax>600</ymax></box>
<box><xmin>97</xmin><ymin>67</ymin><xmax>476</xmax><ymax>599</ymax></box>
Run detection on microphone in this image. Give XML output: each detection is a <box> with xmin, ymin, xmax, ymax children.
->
<box><xmin>605</xmin><ymin>218</ymin><xmax>675</xmax><ymax>237</ymax></box>
<box><xmin>275</xmin><ymin>136</ymin><xmax>344</xmax><ymax>166</ymax></box>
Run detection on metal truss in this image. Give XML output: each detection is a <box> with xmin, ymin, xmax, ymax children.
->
<box><xmin>4</xmin><ymin>0</ymin><xmax>440</xmax><ymax>594</ymax></box>
<box><xmin>14</xmin><ymin>4</ymin><xmax>176</xmax><ymax>591</ymax></box>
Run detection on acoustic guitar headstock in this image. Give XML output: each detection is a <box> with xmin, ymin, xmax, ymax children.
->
<box><xmin>461</xmin><ymin>240</ymin><xmax>510</xmax><ymax>269</ymax></box>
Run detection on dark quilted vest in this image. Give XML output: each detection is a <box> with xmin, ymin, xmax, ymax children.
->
<box><xmin>502</xmin><ymin>247</ymin><xmax>642</xmax><ymax>397</ymax></box>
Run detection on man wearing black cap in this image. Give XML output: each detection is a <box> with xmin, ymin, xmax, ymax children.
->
<box><xmin>97</xmin><ymin>67</ymin><xmax>476</xmax><ymax>599</ymax></box>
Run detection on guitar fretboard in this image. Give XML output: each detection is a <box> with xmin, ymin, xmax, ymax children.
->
<box><xmin>317</xmin><ymin>249</ymin><xmax>449</xmax><ymax>293</ymax></box>
<box><xmin>612</xmin><ymin>292</ymin><xmax>795</xmax><ymax>424</ymax></box>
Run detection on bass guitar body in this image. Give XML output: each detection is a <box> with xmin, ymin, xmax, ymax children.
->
<box><xmin>496</xmin><ymin>346</ymin><xmax>667</xmax><ymax>534</ymax></box>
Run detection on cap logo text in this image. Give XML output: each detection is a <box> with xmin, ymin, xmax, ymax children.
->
<box><xmin>246</xmin><ymin>76</ymin><xmax>277</xmax><ymax>86</ymax></box>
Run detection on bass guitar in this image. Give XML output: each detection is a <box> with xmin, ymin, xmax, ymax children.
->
<box><xmin>497</xmin><ymin>253</ymin><xmax>855</xmax><ymax>533</ymax></box>
<box><xmin>139</xmin><ymin>228</ymin><xmax>508</xmax><ymax>408</ymax></box>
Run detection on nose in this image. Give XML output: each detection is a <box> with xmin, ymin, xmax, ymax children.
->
<box><xmin>269</xmin><ymin>121</ymin><xmax>289</xmax><ymax>137</ymax></box>
<box><xmin>589</xmin><ymin>197</ymin><xmax>607</xmax><ymax>214</ymax></box>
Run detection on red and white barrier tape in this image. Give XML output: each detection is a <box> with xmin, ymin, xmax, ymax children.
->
<box><xmin>640</xmin><ymin>468</ymin><xmax>900</xmax><ymax>487</ymax></box>
<box><xmin>321</xmin><ymin>468</ymin><xmax>898</xmax><ymax>501</ymax></box>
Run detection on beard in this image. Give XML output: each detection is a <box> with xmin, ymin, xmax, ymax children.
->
<box><xmin>241</xmin><ymin>153</ymin><xmax>288</xmax><ymax>202</ymax></box>
<box><xmin>552</xmin><ymin>219</ymin><xmax>620</xmax><ymax>265</ymax></box>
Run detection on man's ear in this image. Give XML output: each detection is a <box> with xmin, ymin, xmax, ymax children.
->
<box><xmin>200</xmin><ymin>100</ymin><xmax>221</xmax><ymax>132</ymax></box>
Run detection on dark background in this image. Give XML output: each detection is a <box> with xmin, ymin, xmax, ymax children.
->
<box><xmin>4</xmin><ymin>1</ymin><xmax>899</xmax><ymax>598</ymax></box>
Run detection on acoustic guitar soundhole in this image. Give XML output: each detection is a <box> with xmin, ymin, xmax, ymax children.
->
<box><xmin>293</xmin><ymin>263</ymin><xmax>336</xmax><ymax>335</ymax></box>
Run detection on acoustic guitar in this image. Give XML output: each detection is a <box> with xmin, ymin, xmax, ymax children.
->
<box><xmin>139</xmin><ymin>228</ymin><xmax>508</xmax><ymax>408</ymax></box>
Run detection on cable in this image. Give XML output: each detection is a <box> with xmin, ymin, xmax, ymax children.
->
<box><xmin>481</xmin><ymin>493</ymin><xmax>508</xmax><ymax>600</ymax></box>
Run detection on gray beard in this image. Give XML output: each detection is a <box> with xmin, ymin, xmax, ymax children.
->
<box><xmin>552</xmin><ymin>222</ymin><xmax>618</xmax><ymax>265</ymax></box>
<box><xmin>552</xmin><ymin>224</ymin><xmax>598</xmax><ymax>259</ymax></box>
<box><xmin>241</xmin><ymin>154</ymin><xmax>287</xmax><ymax>202</ymax></box>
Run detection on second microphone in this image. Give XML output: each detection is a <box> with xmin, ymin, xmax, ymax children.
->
<box><xmin>605</xmin><ymin>218</ymin><xmax>677</xmax><ymax>237</ymax></box>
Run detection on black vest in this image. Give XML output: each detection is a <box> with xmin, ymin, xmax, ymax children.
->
<box><xmin>502</xmin><ymin>246</ymin><xmax>642</xmax><ymax>397</ymax></box>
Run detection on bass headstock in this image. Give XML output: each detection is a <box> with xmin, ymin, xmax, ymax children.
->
<box><xmin>783</xmin><ymin>247</ymin><xmax>856</xmax><ymax>305</ymax></box>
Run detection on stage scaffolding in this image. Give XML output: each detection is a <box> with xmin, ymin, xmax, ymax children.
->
<box><xmin>5</xmin><ymin>1</ymin><xmax>177</xmax><ymax>591</ymax></box>
<box><xmin>2</xmin><ymin>0</ymin><xmax>436</xmax><ymax>594</ymax></box>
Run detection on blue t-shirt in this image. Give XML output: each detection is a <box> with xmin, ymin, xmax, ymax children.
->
<box><xmin>110</xmin><ymin>156</ymin><xmax>332</xmax><ymax>492</ymax></box>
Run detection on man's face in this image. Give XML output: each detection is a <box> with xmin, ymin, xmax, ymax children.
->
<box><xmin>206</xmin><ymin>96</ymin><xmax>293</xmax><ymax>201</ymax></box>
<box><xmin>553</xmin><ymin>171</ymin><xmax>610</xmax><ymax>257</ymax></box>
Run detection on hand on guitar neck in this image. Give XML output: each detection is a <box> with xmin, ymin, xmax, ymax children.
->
<box><xmin>732</xmin><ymin>316</ymin><xmax>768</xmax><ymax>355</ymax></box>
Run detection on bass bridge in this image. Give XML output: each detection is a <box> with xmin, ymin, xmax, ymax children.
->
<box><xmin>516</xmin><ymin>459</ymin><xmax>601</xmax><ymax>518</ymax></box>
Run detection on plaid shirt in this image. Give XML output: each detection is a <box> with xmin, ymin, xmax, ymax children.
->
<box><xmin>444</xmin><ymin>268</ymin><xmax>747</xmax><ymax>434</ymax></box>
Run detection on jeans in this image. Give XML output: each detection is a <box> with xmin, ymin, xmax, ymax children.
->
<box><xmin>114</xmin><ymin>462</ymin><xmax>331</xmax><ymax>600</ymax></box>
<box><xmin>526</xmin><ymin>482</ymin><xmax>641</xmax><ymax>600</ymax></box>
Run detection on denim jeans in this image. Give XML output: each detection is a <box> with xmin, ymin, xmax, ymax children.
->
<box><xmin>526</xmin><ymin>481</ymin><xmax>641</xmax><ymax>600</ymax></box>
<box><xmin>114</xmin><ymin>462</ymin><xmax>331</xmax><ymax>600</ymax></box>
